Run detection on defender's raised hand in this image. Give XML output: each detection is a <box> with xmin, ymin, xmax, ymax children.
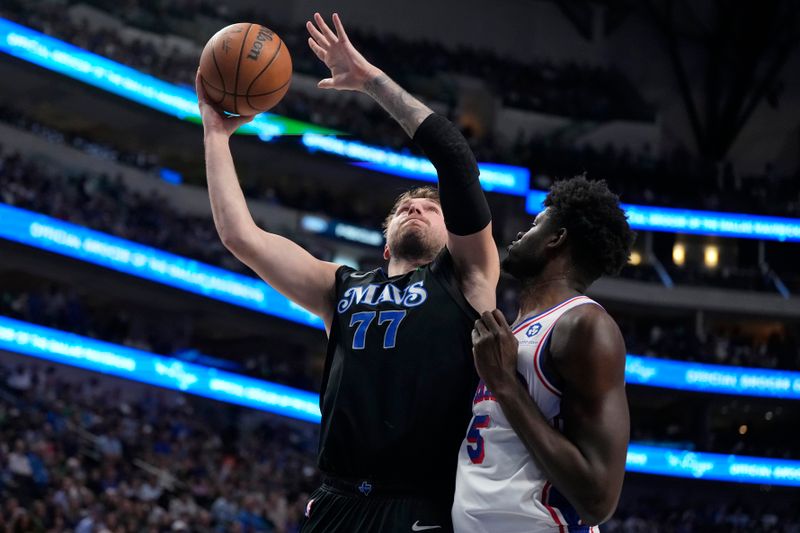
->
<box><xmin>306</xmin><ymin>12</ymin><xmax>381</xmax><ymax>92</ymax></box>
<box><xmin>472</xmin><ymin>310</ymin><xmax>520</xmax><ymax>394</ymax></box>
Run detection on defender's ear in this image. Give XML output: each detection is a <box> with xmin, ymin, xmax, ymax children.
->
<box><xmin>547</xmin><ymin>227</ymin><xmax>568</xmax><ymax>249</ymax></box>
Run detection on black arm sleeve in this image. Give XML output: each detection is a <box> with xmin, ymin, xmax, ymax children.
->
<box><xmin>412</xmin><ymin>113</ymin><xmax>491</xmax><ymax>236</ymax></box>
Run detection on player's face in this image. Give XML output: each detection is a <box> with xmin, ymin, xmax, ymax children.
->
<box><xmin>385</xmin><ymin>198</ymin><xmax>447</xmax><ymax>262</ymax></box>
<box><xmin>502</xmin><ymin>208</ymin><xmax>555</xmax><ymax>279</ymax></box>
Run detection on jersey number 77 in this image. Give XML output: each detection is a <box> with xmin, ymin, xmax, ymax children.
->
<box><xmin>349</xmin><ymin>310</ymin><xmax>407</xmax><ymax>349</ymax></box>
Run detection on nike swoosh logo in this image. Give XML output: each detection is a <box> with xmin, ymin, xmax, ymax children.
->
<box><xmin>411</xmin><ymin>522</ymin><xmax>441</xmax><ymax>531</ymax></box>
<box><xmin>349</xmin><ymin>271</ymin><xmax>372</xmax><ymax>279</ymax></box>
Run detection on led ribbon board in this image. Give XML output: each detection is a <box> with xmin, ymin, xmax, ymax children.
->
<box><xmin>0</xmin><ymin>315</ymin><xmax>321</xmax><ymax>422</ymax></box>
<box><xmin>0</xmin><ymin>17</ymin><xmax>334</xmax><ymax>139</ymax></box>
<box><xmin>300</xmin><ymin>215</ymin><xmax>384</xmax><ymax>247</ymax></box>
<box><xmin>0</xmin><ymin>16</ymin><xmax>527</xmax><ymax>189</ymax></box>
<box><xmin>2</xmin><ymin>315</ymin><xmax>798</xmax><ymax>485</ymax></box>
<box><xmin>626</xmin><ymin>444</ymin><xmax>800</xmax><ymax>487</ymax></box>
<box><xmin>0</xmin><ymin>203</ymin><xmax>324</xmax><ymax>330</ymax></box>
<box><xmin>302</xmin><ymin>133</ymin><xmax>530</xmax><ymax>197</ymax></box>
<box><xmin>527</xmin><ymin>190</ymin><xmax>800</xmax><ymax>242</ymax></box>
<box><xmin>4</xmin><ymin>203</ymin><xmax>800</xmax><ymax>399</ymax></box>
<box><xmin>4</xmin><ymin>15</ymin><xmax>796</xmax><ymax>230</ymax></box>
<box><xmin>626</xmin><ymin>355</ymin><xmax>800</xmax><ymax>400</ymax></box>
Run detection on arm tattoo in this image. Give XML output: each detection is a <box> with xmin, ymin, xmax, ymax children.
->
<box><xmin>363</xmin><ymin>73</ymin><xmax>434</xmax><ymax>138</ymax></box>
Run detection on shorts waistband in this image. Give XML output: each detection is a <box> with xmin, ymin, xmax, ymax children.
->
<box><xmin>321</xmin><ymin>476</ymin><xmax>445</xmax><ymax>498</ymax></box>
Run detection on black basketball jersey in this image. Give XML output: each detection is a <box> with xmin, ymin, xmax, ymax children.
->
<box><xmin>318</xmin><ymin>248</ymin><xmax>479</xmax><ymax>496</ymax></box>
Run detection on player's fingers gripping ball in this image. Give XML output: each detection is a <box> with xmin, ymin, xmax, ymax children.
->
<box><xmin>198</xmin><ymin>23</ymin><xmax>292</xmax><ymax>116</ymax></box>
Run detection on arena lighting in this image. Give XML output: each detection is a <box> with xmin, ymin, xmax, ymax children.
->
<box><xmin>0</xmin><ymin>315</ymin><xmax>321</xmax><ymax>423</ymax></box>
<box><xmin>625</xmin><ymin>355</ymin><xmax>800</xmax><ymax>400</ymax></box>
<box><xmin>628</xmin><ymin>251</ymin><xmax>642</xmax><ymax>266</ymax></box>
<box><xmin>4</xmin><ymin>13</ymin><xmax>800</xmax><ymax>232</ymax></box>
<box><xmin>300</xmin><ymin>215</ymin><xmax>384</xmax><ymax>247</ymax></box>
<box><xmin>526</xmin><ymin>190</ymin><xmax>800</xmax><ymax>242</ymax></box>
<box><xmin>159</xmin><ymin>168</ymin><xmax>183</xmax><ymax>185</ymax></box>
<box><xmin>704</xmin><ymin>245</ymin><xmax>720</xmax><ymax>268</ymax></box>
<box><xmin>4</xmin><ymin>202</ymin><xmax>800</xmax><ymax>401</ymax></box>
<box><xmin>0</xmin><ymin>203</ymin><xmax>324</xmax><ymax>330</ymax></box>
<box><xmin>0</xmin><ymin>16</ymin><xmax>528</xmax><ymax>191</ymax></box>
<box><xmin>301</xmin><ymin>133</ymin><xmax>530</xmax><ymax>197</ymax></box>
<box><xmin>626</xmin><ymin>444</ymin><xmax>800</xmax><ymax>487</ymax></box>
<box><xmin>672</xmin><ymin>243</ymin><xmax>686</xmax><ymax>266</ymax></box>
<box><xmin>2</xmin><ymin>316</ymin><xmax>799</xmax><ymax>486</ymax></box>
<box><xmin>0</xmin><ymin>17</ymin><xmax>334</xmax><ymax>139</ymax></box>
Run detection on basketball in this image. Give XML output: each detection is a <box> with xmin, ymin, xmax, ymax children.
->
<box><xmin>198</xmin><ymin>23</ymin><xmax>292</xmax><ymax>116</ymax></box>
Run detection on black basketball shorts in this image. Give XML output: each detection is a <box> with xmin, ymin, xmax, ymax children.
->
<box><xmin>300</xmin><ymin>480</ymin><xmax>454</xmax><ymax>533</ymax></box>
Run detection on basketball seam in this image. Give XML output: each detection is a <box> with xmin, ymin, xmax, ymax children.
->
<box><xmin>233</xmin><ymin>23</ymin><xmax>254</xmax><ymax>115</ymax></box>
<box><xmin>245</xmin><ymin>37</ymin><xmax>284</xmax><ymax>111</ymax></box>
<box><xmin>210</xmin><ymin>37</ymin><xmax>226</xmax><ymax>93</ymax></box>
<box><xmin>203</xmin><ymin>71</ymin><xmax>286</xmax><ymax>97</ymax></box>
<box><xmin>246</xmin><ymin>78</ymin><xmax>292</xmax><ymax>97</ymax></box>
<box><xmin>198</xmin><ymin>80</ymin><xmax>290</xmax><ymax>98</ymax></box>
<box><xmin>201</xmin><ymin>77</ymin><xmax>224</xmax><ymax>93</ymax></box>
<box><xmin>201</xmin><ymin>76</ymin><xmax>225</xmax><ymax>105</ymax></box>
<box><xmin>239</xmin><ymin>78</ymin><xmax>292</xmax><ymax>114</ymax></box>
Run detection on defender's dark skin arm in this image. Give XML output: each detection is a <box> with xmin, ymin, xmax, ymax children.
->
<box><xmin>472</xmin><ymin>308</ymin><xmax>629</xmax><ymax>526</ymax></box>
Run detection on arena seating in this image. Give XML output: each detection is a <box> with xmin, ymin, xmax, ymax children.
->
<box><xmin>1</xmin><ymin>138</ymin><xmax>795</xmax><ymax>293</ymax></box>
<box><xmin>2</xmin><ymin>2</ymin><xmax>799</xmax><ymax>530</ymax></box>
<box><xmin>2</xmin><ymin>3</ymin><xmax>799</xmax><ymax>220</ymax></box>
<box><xmin>2</xmin><ymin>361</ymin><xmax>798</xmax><ymax>531</ymax></box>
<box><xmin>0</xmin><ymin>360</ymin><xmax>319</xmax><ymax>531</ymax></box>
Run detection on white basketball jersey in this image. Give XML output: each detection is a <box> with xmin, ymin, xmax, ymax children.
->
<box><xmin>453</xmin><ymin>295</ymin><xmax>602</xmax><ymax>533</ymax></box>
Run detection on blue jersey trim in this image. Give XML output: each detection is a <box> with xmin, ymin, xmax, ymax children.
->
<box><xmin>512</xmin><ymin>296</ymin><xmax>586</xmax><ymax>333</ymax></box>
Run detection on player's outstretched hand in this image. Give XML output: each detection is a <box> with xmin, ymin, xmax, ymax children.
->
<box><xmin>195</xmin><ymin>70</ymin><xmax>254</xmax><ymax>138</ymax></box>
<box><xmin>306</xmin><ymin>12</ymin><xmax>381</xmax><ymax>92</ymax></box>
<box><xmin>472</xmin><ymin>310</ymin><xmax>520</xmax><ymax>394</ymax></box>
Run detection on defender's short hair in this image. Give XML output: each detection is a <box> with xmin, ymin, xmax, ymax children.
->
<box><xmin>545</xmin><ymin>176</ymin><xmax>635</xmax><ymax>281</ymax></box>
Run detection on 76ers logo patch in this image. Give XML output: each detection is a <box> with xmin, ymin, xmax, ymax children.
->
<box><xmin>526</xmin><ymin>323</ymin><xmax>542</xmax><ymax>337</ymax></box>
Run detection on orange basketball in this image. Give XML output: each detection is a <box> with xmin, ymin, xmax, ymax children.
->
<box><xmin>198</xmin><ymin>23</ymin><xmax>292</xmax><ymax>116</ymax></box>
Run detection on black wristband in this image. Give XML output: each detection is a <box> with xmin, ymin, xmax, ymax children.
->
<box><xmin>413</xmin><ymin>114</ymin><xmax>491</xmax><ymax>236</ymax></box>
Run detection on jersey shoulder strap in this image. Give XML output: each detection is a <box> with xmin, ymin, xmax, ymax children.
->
<box><xmin>539</xmin><ymin>296</ymin><xmax>604</xmax><ymax>393</ymax></box>
<box><xmin>428</xmin><ymin>247</ymin><xmax>479</xmax><ymax>320</ymax></box>
<box><xmin>335</xmin><ymin>265</ymin><xmax>381</xmax><ymax>289</ymax></box>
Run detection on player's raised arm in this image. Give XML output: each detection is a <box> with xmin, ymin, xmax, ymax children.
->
<box><xmin>307</xmin><ymin>13</ymin><xmax>499</xmax><ymax>312</ymax></box>
<box><xmin>196</xmin><ymin>72</ymin><xmax>340</xmax><ymax>330</ymax></box>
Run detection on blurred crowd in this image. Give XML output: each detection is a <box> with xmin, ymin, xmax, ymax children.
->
<box><xmin>0</xmin><ymin>361</ymin><xmax>319</xmax><ymax>532</ymax></box>
<box><xmin>2</xmin><ymin>3</ymin><xmax>800</xmax><ymax>531</ymax></box>
<box><xmin>3</xmin><ymin>272</ymin><xmax>796</xmax><ymax>462</ymax></box>
<box><xmin>0</xmin><ymin>105</ymin><xmax>162</xmax><ymax>173</ymax></box>
<box><xmin>2</xmin><ymin>0</ymin><xmax>653</xmax><ymax>122</ymax></box>
<box><xmin>0</xmin><ymin>266</ymin><xmax>795</xmax><ymax>386</ymax></box>
<box><xmin>0</xmin><ymin>279</ymin><xmax>318</xmax><ymax>392</ymax></box>
<box><xmin>629</xmin><ymin>398</ymin><xmax>798</xmax><ymax>461</ymax></box>
<box><xmin>1</xmin><ymin>122</ymin><xmax>795</xmax><ymax>295</ymax></box>
<box><xmin>0</xmin><ymin>146</ymin><xmax>338</xmax><ymax>276</ymax></box>
<box><xmin>3</xmin><ymin>0</ymin><xmax>800</xmax><ymax>220</ymax></box>
<box><xmin>604</xmin><ymin>499</ymin><xmax>799</xmax><ymax>532</ymax></box>
<box><xmin>617</xmin><ymin>315</ymin><xmax>799</xmax><ymax>371</ymax></box>
<box><xmin>2</xmin><ymin>360</ymin><xmax>799</xmax><ymax>532</ymax></box>
<box><xmin>0</xmin><ymin>106</ymin><xmax>388</xmax><ymax>229</ymax></box>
